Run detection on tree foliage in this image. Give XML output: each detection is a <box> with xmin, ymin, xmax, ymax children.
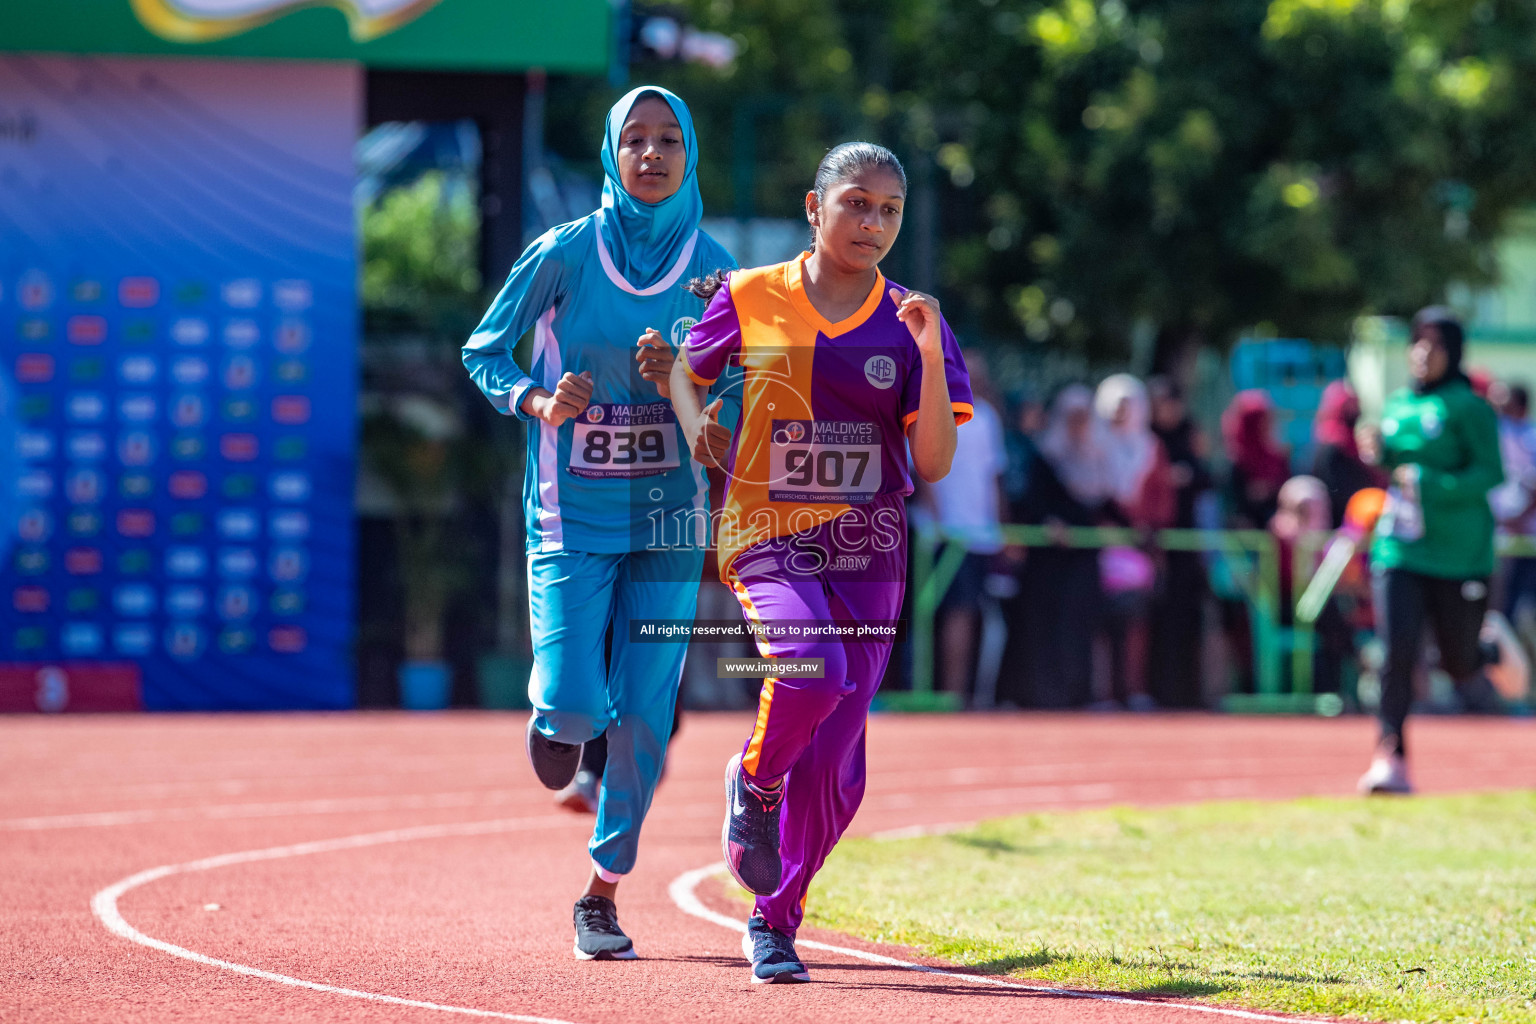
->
<box><xmin>624</xmin><ymin>0</ymin><xmax>1536</xmax><ymax>359</ymax></box>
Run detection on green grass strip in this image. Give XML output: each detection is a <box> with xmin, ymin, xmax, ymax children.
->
<box><xmin>791</xmin><ymin>792</ymin><xmax>1536</xmax><ymax>1022</ymax></box>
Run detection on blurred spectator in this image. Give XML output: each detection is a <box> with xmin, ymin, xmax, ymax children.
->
<box><xmin>1094</xmin><ymin>375</ymin><xmax>1174</xmax><ymax>710</ymax></box>
<box><xmin>1310</xmin><ymin>381</ymin><xmax>1386</xmax><ymax>529</ymax></box>
<box><xmin>1488</xmin><ymin>381</ymin><xmax>1536</xmax><ymax>620</ymax></box>
<box><xmin>918</xmin><ymin>352</ymin><xmax>1008</xmax><ymax>704</ymax></box>
<box><xmin>1222</xmin><ymin>389</ymin><xmax>1291</xmax><ymax>528</ymax></box>
<box><xmin>1005</xmin><ymin>384</ymin><xmax>1116</xmax><ymax>708</ymax></box>
<box><xmin>1001</xmin><ymin>390</ymin><xmax>1045</xmax><ymax>514</ymax></box>
<box><xmin>1218</xmin><ymin>390</ymin><xmax>1291</xmax><ymax>693</ymax></box>
<box><xmin>1271</xmin><ymin>476</ymin><xmax>1351</xmax><ymax>694</ymax></box>
<box><xmin>995</xmin><ymin>392</ymin><xmax>1044</xmax><ymax>706</ymax></box>
<box><xmin>1147</xmin><ymin>376</ymin><xmax>1214</xmax><ymax>707</ymax></box>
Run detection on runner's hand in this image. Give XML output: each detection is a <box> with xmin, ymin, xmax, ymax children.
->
<box><xmin>891</xmin><ymin>287</ymin><xmax>943</xmax><ymax>360</ymax></box>
<box><xmin>687</xmin><ymin>398</ymin><xmax>732</xmax><ymax>468</ymax></box>
<box><xmin>533</xmin><ymin>371</ymin><xmax>593</xmax><ymax>427</ymax></box>
<box><xmin>636</xmin><ymin>329</ymin><xmax>674</xmax><ymax>400</ymax></box>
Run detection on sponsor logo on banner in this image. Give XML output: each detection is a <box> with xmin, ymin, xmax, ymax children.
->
<box><xmin>67</xmin><ymin>316</ymin><xmax>107</xmax><ymax>345</ymax></box>
<box><xmin>169</xmin><ymin>471</ymin><xmax>208</xmax><ymax>499</ymax></box>
<box><xmin>219</xmin><ymin>509</ymin><xmax>260</xmax><ymax>539</ymax></box>
<box><xmin>71</xmin><ymin>358</ymin><xmax>104</xmax><ymax>382</ymax></box>
<box><xmin>275</xmin><ymin>320</ymin><xmax>311</xmax><ymax>353</ymax></box>
<box><xmin>119</xmin><ymin>395</ymin><xmax>158</xmax><ymax>422</ymax></box>
<box><xmin>119</xmin><ymin>474</ymin><xmax>154</xmax><ymax>499</ymax></box>
<box><xmin>273</xmin><ymin>280</ymin><xmax>313</xmax><ymax>311</ymax></box>
<box><xmin>17</xmin><ymin>430</ymin><xmax>55</xmax><ymax>459</ymax></box>
<box><xmin>16</xmin><ymin>353</ymin><xmax>54</xmax><ymax>383</ymax></box>
<box><xmin>18</xmin><ymin>471</ymin><xmax>54</xmax><ymax>499</ymax></box>
<box><xmin>13</xmin><ymin>586</ymin><xmax>49</xmax><ymax>613</ymax></box>
<box><xmin>166</xmin><ymin>586</ymin><xmax>207</xmax><ymax>616</ymax></box>
<box><xmin>172</xmin><ymin>356</ymin><xmax>210</xmax><ymax>384</ymax></box>
<box><xmin>113</xmin><ymin>584</ymin><xmax>156</xmax><ymax>616</ymax></box>
<box><xmin>172</xmin><ymin>395</ymin><xmax>206</xmax><ymax>427</ymax></box>
<box><xmin>166</xmin><ymin>547</ymin><xmax>208</xmax><ymax>578</ymax></box>
<box><xmin>67</xmin><ymin>393</ymin><xmax>105</xmax><ymax>423</ymax></box>
<box><xmin>19</xmin><ymin>270</ymin><xmax>53</xmax><ymax>311</ymax></box>
<box><xmin>17</xmin><ymin>509</ymin><xmax>52</xmax><ymax>542</ymax></box>
<box><xmin>270</xmin><ymin>510</ymin><xmax>310</xmax><ymax>539</ymax></box>
<box><xmin>72</xmin><ymin>280</ymin><xmax>104</xmax><ymax>304</ymax></box>
<box><xmin>221</xmin><ymin>433</ymin><xmax>259</xmax><ymax>461</ymax></box>
<box><xmin>219</xmin><ymin>585</ymin><xmax>254</xmax><ymax>620</ymax></box>
<box><xmin>65</xmin><ymin>548</ymin><xmax>103</xmax><ymax>575</ymax></box>
<box><xmin>131</xmin><ymin>0</ymin><xmax>443</xmax><ymax>43</ymax></box>
<box><xmin>114</xmin><ymin>624</ymin><xmax>154</xmax><ymax>657</ymax></box>
<box><xmin>117</xmin><ymin>509</ymin><xmax>156</xmax><ymax>538</ymax></box>
<box><xmin>221</xmin><ymin>279</ymin><xmax>262</xmax><ymax>309</ymax></box>
<box><xmin>61</xmin><ymin>624</ymin><xmax>104</xmax><ymax>657</ymax></box>
<box><xmin>119</xmin><ymin>355</ymin><xmax>158</xmax><ymax>383</ymax></box>
<box><xmin>270</xmin><ymin>472</ymin><xmax>311</xmax><ymax>502</ymax></box>
<box><xmin>118</xmin><ymin>431</ymin><xmax>156</xmax><ymax>466</ymax></box>
<box><xmin>219</xmin><ymin>547</ymin><xmax>258</xmax><ymax>578</ymax></box>
<box><xmin>171</xmin><ymin>317</ymin><xmax>210</xmax><ymax>346</ymax></box>
<box><xmin>269</xmin><ymin>625</ymin><xmax>308</xmax><ymax>653</ymax></box>
<box><xmin>165</xmin><ymin>623</ymin><xmax>205</xmax><ymax>660</ymax></box>
<box><xmin>223</xmin><ymin>319</ymin><xmax>260</xmax><ymax>348</ymax></box>
<box><xmin>118</xmin><ymin>277</ymin><xmax>160</xmax><ymax>308</ymax></box>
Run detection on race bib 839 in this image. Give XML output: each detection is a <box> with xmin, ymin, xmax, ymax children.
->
<box><xmin>569</xmin><ymin>402</ymin><xmax>681</xmax><ymax>479</ymax></box>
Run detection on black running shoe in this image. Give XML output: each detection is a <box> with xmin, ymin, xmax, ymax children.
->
<box><xmin>572</xmin><ymin>895</ymin><xmax>637</xmax><ymax>960</ymax></box>
<box><xmin>722</xmin><ymin>752</ymin><xmax>783</xmax><ymax>895</ymax></box>
<box><xmin>526</xmin><ymin>714</ymin><xmax>582</xmax><ymax>790</ymax></box>
<box><xmin>742</xmin><ymin>914</ymin><xmax>808</xmax><ymax>983</ymax></box>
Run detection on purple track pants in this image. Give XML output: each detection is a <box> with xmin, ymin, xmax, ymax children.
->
<box><xmin>725</xmin><ymin>498</ymin><xmax>906</xmax><ymax>937</ymax></box>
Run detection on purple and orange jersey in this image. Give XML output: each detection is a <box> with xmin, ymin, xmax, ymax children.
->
<box><xmin>682</xmin><ymin>252</ymin><xmax>973</xmax><ymax>577</ymax></box>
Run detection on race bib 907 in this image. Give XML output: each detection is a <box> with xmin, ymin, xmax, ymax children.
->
<box><xmin>569</xmin><ymin>402</ymin><xmax>681</xmax><ymax>479</ymax></box>
<box><xmin>769</xmin><ymin>419</ymin><xmax>882</xmax><ymax>504</ymax></box>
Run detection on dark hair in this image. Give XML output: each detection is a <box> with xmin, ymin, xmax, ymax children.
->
<box><xmin>1510</xmin><ymin>383</ymin><xmax>1530</xmax><ymax>411</ymax></box>
<box><xmin>685</xmin><ymin>268</ymin><xmax>730</xmax><ymax>302</ymax></box>
<box><xmin>1411</xmin><ymin>305</ymin><xmax>1465</xmax><ymax>369</ymax></box>
<box><xmin>809</xmin><ymin>142</ymin><xmax>907</xmax><ymax>250</ymax></box>
<box><xmin>684</xmin><ymin>143</ymin><xmax>907</xmax><ymax>303</ymax></box>
<box><xmin>1146</xmin><ymin>374</ymin><xmax>1183</xmax><ymax>403</ymax></box>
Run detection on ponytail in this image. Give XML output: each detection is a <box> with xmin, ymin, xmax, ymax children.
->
<box><xmin>685</xmin><ymin>268</ymin><xmax>730</xmax><ymax>302</ymax></box>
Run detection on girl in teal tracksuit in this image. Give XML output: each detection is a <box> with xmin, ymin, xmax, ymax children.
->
<box><xmin>463</xmin><ymin>86</ymin><xmax>734</xmax><ymax>960</ymax></box>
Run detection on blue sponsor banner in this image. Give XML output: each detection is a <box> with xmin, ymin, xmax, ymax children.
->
<box><xmin>0</xmin><ymin>56</ymin><xmax>358</xmax><ymax>710</ymax></box>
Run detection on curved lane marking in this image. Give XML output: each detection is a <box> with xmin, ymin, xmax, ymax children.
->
<box><xmin>91</xmin><ymin>815</ymin><xmax>587</xmax><ymax>1024</ymax></box>
<box><xmin>670</xmin><ymin>862</ymin><xmax>1331</xmax><ymax>1023</ymax></box>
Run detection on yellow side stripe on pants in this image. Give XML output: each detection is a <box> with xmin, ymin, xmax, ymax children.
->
<box><xmin>729</xmin><ymin>572</ymin><xmax>777</xmax><ymax>778</ymax></box>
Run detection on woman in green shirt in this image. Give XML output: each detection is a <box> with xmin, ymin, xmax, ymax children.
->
<box><xmin>1362</xmin><ymin>307</ymin><xmax>1504</xmax><ymax>794</ymax></box>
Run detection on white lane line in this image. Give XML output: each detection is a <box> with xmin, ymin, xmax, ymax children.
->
<box><xmin>670</xmin><ymin>863</ymin><xmax>1332</xmax><ymax>1023</ymax></box>
<box><xmin>91</xmin><ymin>815</ymin><xmax>588</xmax><ymax>1024</ymax></box>
<box><xmin>5</xmin><ymin>789</ymin><xmax>539</xmax><ymax>831</ymax></box>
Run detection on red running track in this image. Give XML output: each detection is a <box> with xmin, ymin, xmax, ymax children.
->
<box><xmin>4</xmin><ymin>711</ymin><xmax>1534</xmax><ymax>1024</ymax></box>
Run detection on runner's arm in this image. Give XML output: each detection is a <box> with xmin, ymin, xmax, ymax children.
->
<box><xmin>462</xmin><ymin>228</ymin><xmax>569</xmax><ymax>422</ymax></box>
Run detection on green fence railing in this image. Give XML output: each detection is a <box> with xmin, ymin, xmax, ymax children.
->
<box><xmin>890</xmin><ymin>525</ymin><xmax>1536</xmax><ymax>714</ymax></box>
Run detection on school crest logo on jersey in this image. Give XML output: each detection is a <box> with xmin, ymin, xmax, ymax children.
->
<box><xmin>671</xmin><ymin>317</ymin><xmax>699</xmax><ymax>350</ymax></box>
<box><xmin>864</xmin><ymin>355</ymin><xmax>897</xmax><ymax>390</ymax></box>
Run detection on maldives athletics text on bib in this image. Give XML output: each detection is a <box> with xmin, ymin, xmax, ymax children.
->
<box><xmin>769</xmin><ymin>420</ymin><xmax>883</xmax><ymax>504</ymax></box>
<box><xmin>568</xmin><ymin>402</ymin><xmax>682</xmax><ymax>479</ymax></box>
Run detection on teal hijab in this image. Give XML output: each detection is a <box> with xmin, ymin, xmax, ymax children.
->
<box><xmin>598</xmin><ymin>85</ymin><xmax>703</xmax><ymax>289</ymax></box>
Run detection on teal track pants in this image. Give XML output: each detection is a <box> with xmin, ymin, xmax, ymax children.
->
<box><xmin>527</xmin><ymin>545</ymin><xmax>703</xmax><ymax>876</ymax></box>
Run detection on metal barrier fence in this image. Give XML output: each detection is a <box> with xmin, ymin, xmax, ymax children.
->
<box><xmin>891</xmin><ymin>525</ymin><xmax>1536</xmax><ymax>714</ymax></box>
